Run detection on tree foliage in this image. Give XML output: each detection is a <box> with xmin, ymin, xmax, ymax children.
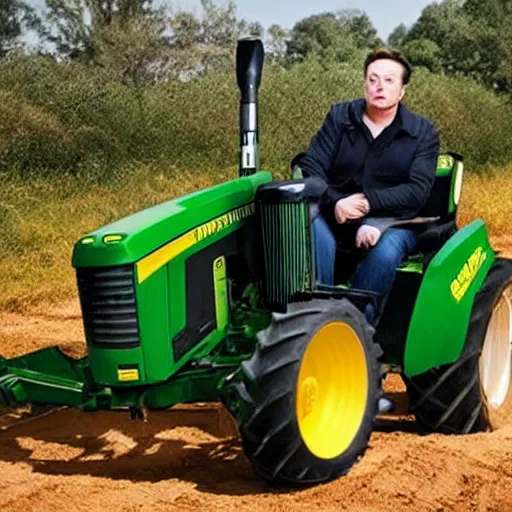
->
<box><xmin>286</xmin><ymin>9</ymin><xmax>381</xmax><ymax>64</ymax></box>
<box><xmin>40</xmin><ymin>0</ymin><xmax>159</xmax><ymax>61</ymax></box>
<box><xmin>387</xmin><ymin>23</ymin><xmax>407</xmax><ymax>50</ymax></box>
<box><xmin>265</xmin><ymin>23</ymin><xmax>288</xmax><ymax>60</ymax></box>
<box><xmin>402</xmin><ymin>38</ymin><xmax>442</xmax><ymax>73</ymax></box>
<box><xmin>4</xmin><ymin>0</ymin><xmax>512</xmax><ymax>98</ymax></box>
<box><xmin>168</xmin><ymin>0</ymin><xmax>264</xmax><ymax>76</ymax></box>
<box><xmin>0</xmin><ymin>0</ymin><xmax>39</xmax><ymax>56</ymax></box>
<box><xmin>396</xmin><ymin>0</ymin><xmax>512</xmax><ymax>91</ymax></box>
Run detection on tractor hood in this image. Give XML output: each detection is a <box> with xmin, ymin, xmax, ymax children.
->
<box><xmin>72</xmin><ymin>171</ymin><xmax>271</xmax><ymax>268</ymax></box>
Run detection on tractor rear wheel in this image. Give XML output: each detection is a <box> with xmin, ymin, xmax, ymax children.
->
<box><xmin>231</xmin><ymin>299</ymin><xmax>382</xmax><ymax>485</ymax></box>
<box><xmin>406</xmin><ymin>257</ymin><xmax>512</xmax><ymax>433</ymax></box>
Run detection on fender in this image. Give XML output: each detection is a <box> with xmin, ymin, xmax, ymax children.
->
<box><xmin>404</xmin><ymin>219</ymin><xmax>495</xmax><ymax>376</ymax></box>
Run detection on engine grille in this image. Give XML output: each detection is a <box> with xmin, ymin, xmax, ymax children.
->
<box><xmin>76</xmin><ymin>265</ymin><xmax>140</xmax><ymax>349</ymax></box>
<box><xmin>258</xmin><ymin>201</ymin><xmax>314</xmax><ymax>311</ymax></box>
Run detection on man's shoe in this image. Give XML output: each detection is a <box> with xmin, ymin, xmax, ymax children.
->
<box><xmin>378</xmin><ymin>396</ymin><xmax>395</xmax><ymax>414</ymax></box>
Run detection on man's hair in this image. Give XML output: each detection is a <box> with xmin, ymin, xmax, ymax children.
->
<box><xmin>364</xmin><ymin>48</ymin><xmax>412</xmax><ymax>85</ymax></box>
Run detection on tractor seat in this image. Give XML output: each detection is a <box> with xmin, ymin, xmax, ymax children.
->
<box><xmin>403</xmin><ymin>153</ymin><xmax>464</xmax><ymax>259</ymax></box>
<box><xmin>360</xmin><ymin>153</ymin><xmax>465</xmax><ymax>270</ymax></box>
<box><xmin>340</xmin><ymin>153</ymin><xmax>463</xmax><ymax>246</ymax></box>
<box><xmin>418</xmin><ymin>153</ymin><xmax>464</xmax><ymax>221</ymax></box>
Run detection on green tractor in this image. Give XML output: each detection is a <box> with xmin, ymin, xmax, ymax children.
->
<box><xmin>1</xmin><ymin>38</ymin><xmax>511</xmax><ymax>486</ymax></box>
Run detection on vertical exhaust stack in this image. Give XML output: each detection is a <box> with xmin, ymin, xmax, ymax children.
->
<box><xmin>236</xmin><ymin>37</ymin><xmax>264</xmax><ymax>177</ymax></box>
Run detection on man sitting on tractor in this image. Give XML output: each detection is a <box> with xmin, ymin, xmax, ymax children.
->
<box><xmin>294</xmin><ymin>48</ymin><xmax>440</xmax><ymax>322</ymax></box>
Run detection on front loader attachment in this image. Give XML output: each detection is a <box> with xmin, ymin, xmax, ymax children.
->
<box><xmin>0</xmin><ymin>347</ymin><xmax>110</xmax><ymax>411</ymax></box>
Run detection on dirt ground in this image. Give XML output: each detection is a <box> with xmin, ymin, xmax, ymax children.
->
<box><xmin>1</xmin><ymin>300</ymin><xmax>512</xmax><ymax>512</ymax></box>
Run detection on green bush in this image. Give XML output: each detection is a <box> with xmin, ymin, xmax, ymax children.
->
<box><xmin>1</xmin><ymin>53</ymin><xmax>512</xmax><ymax>177</ymax></box>
<box><xmin>406</xmin><ymin>68</ymin><xmax>512</xmax><ymax>169</ymax></box>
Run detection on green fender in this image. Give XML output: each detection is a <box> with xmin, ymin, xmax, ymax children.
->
<box><xmin>404</xmin><ymin>219</ymin><xmax>495</xmax><ymax>377</ymax></box>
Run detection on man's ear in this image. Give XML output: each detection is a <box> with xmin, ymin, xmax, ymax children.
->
<box><xmin>399</xmin><ymin>84</ymin><xmax>407</xmax><ymax>101</ymax></box>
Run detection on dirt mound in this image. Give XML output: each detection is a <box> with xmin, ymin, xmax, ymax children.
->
<box><xmin>1</xmin><ymin>301</ymin><xmax>512</xmax><ymax>512</ymax></box>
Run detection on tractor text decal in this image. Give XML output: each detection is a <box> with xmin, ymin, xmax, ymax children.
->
<box><xmin>193</xmin><ymin>203</ymin><xmax>255</xmax><ymax>243</ymax></box>
<box><xmin>137</xmin><ymin>202</ymin><xmax>255</xmax><ymax>284</ymax></box>
<box><xmin>450</xmin><ymin>247</ymin><xmax>487</xmax><ymax>302</ymax></box>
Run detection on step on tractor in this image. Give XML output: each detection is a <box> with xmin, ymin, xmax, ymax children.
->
<box><xmin>1</xmin><ymin>38</ymin><xmax>511</xmax><ymax>486</ymax></box>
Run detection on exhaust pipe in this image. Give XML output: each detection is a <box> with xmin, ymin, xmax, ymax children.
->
<box><xmin>236</xmin><ymin>37</ymin><xmax>264</xmax><ymax>177</ymax></box>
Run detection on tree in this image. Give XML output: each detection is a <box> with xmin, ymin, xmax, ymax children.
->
<box><xmin>462</xmin><ymin>0</ymin><xmax>512</xmax><ymax>90</ymax></box>
<box><xmin>198</xmin><ymin>0</ymin><xmax>245</xmax><ymax>46</ymax></box>
<box><xmin>401</xmin><ymin>1</ymin><xmax>466</xmax><ymax>75</ymax></box>
<box><xmin>287</xmin><ymin>13</ymin><xmax>341</xmax><ymax>62</ymax></box>
<box><xmin>402</xmin><ymin>0</ymin><xmax>510</xmax><ymax>90</ymax></box>
<box><xmin>404</xmin><ymin>0</ymin><xmax>464</xmax><ymax>43</ymax></box>
<box><xmin>338</xmin><ymin>9</ymin><xmax>382</xmax><ymax>49</ymax></box>
<box><xmin>167</xmin><ymin>0</ymin><xmax>265</xmax><ymax>77</ymax></box>
<box><xmin>94</xmin><ymin>8</ymin><xmax>169</xmax><ymax>86</ymax></box>
<box><xmin>42</xmin><ymin>0</ymin><xmax>93</xmax><ymax>59</ymax></box>
<box><xmin>0</xmin><ymin>0</ymin><xmax>39</xmax><ymax>57</ymax></box>
<box><xmin>265</xmin><ymin>23</ymin><xmax>288</xmax><ymax>61</ymax></box>
<box><xmin>387</xmin><ymin>23</ymin><xmax>407</xmax><ymax>49</ymax></box>
<box><xmin>40</xmin><ymin>0</ymin><xmax>160</xmax><ymax>61</ymax></box>
<box><xmin>36</xmin><ymin>0</ymin><xmax>176</xmax><ymax>87</ymax></box>
<box><xmin>402</xmin><ymin>38</ymin><xmax>442</xmax><ymax>72</ymax></box>
<box><xmin>286</xmin><ymin>12</ymin><xmax>345</xmax><ymax>63</ymax></box>
<box><xmin>286</xmin><ymin>9</ymin><xmax>381</xmax><ymax>64</ymax></box>
<box><xmin>170</xmin><ymin>11</ymin><xmax>201</xmax><ymax>49</ymax></box>
<box><xmin>247</xmin><ymin>21</ymin><xmax>263</xmax><ymax>38</ymax></box>
<box><xmin>462</xmin><ymin>0</ymin><xmax>505</xmax><ymax>28</ymax></box>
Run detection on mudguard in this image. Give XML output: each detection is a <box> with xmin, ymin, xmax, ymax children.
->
<box><xmin>404</xmin><ymin>219</ymin><xmax>495</xmax><ymax>377</ymax></box>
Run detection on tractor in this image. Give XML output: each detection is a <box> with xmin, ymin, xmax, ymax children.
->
<box><xmin>0</xmin><ymin>38</ymin><xmax>511</xmax><ymax>486</ymax></box>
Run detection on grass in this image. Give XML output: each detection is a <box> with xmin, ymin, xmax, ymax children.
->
<box><xmin>0</xmin><ymin>165</ymin><xmax>229</xmax><ymax>311</ymax></box>
<box><xmin>457</xmin><ymin>166</ymin><xmax>512</xmax><ymax>254</ymax></box>
<box><xmin>0</xmin><ymin>164</ymin><xmax>511</xmax><ymax>312</ymax></box>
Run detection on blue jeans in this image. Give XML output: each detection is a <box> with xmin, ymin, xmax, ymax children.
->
<box><xmin>312</xmin><ymin>215</ymin><xmax>418</xmax><ymax>321</ymax></box>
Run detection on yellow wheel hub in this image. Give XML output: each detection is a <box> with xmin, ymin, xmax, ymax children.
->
<box><xmin>296</xmin><ymin>321</ymin><xmax>369</xmax><ymax>460</ymax></box>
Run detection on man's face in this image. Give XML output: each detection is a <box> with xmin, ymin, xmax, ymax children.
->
<box><xmin>364</xmin><ymin>59</ymin><xmax>406</xmax><ymax>111</ymax></box>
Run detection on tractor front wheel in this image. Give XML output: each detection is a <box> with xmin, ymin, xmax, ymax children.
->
<box><xmin>406</xmin><ymin>257</ymin><xmax>512</xmax><ymax>433</ymax></box>
<box><xmin>229</xmin><ymin>298</ymin><xmax>382</xmax><ymax>485</ymax></box>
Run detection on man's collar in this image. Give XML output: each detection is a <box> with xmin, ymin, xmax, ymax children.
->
<box><xmin>398</xmin><ymin>103</ymin><xmax>420</xmax><ymax>138</ymax></box>
<box><xmin>347</xmin><ymin>99</ymin><xmax>366</xmax><ymax>128</ymax></box>
<box><xmin>347</xmin><ymin>99</ymin><xmax>420</xmax><ymax>138</ymax></box>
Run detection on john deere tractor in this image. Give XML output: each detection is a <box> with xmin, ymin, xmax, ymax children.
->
<box><xmin>1</xmin><ymin>38</ymin><xmax>511</xmax><ymax>486</ymax></box>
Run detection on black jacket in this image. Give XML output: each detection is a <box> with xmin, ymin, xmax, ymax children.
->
<box><xmin>294</xmin><ymin>99</ymin><xmax>440</xmax><ymax>220</ymax></box>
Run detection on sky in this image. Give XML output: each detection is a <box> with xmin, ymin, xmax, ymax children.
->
<box><xmin>27</xmin><ymin>0</ymin><xmax>434</xmax><ymax>40</ymax></box>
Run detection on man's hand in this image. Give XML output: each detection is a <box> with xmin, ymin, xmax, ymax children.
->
<box><xmin>334</xmin><ymin>193</ymin><xmax>370</xmax><ymax>224</ymax></box>
<box><xmin>356</xmin><ymin>225</ymin><xmax>381</xmax><ymax>248</ymax></box>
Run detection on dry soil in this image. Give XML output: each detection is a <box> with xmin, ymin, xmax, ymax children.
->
<box><xmin>0</xmin><ymin>300</ymin><xmax>511</xmax><ymax>512</ymax></box>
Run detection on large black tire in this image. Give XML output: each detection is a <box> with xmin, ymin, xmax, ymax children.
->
<box><xmin>228</xmin><ymin>298</ymin><xmax>382</xmax><ymax>485</ymax></box>
<box><xmin>405</xmin><ymin>257</ymin><xmax>512</xmax><ymax>434</ymax></box>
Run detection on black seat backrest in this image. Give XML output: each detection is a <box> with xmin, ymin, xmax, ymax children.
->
<box><xmin>419</xmin><ymin>153</ymin><xmax>464</xmax><ymax>221</ymax></box>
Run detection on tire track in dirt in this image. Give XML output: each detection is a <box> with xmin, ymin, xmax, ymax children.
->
<box><xmin>1</xmin><ymin>299</ymin><xmax>512</xmax><ymax>512</ymax></box>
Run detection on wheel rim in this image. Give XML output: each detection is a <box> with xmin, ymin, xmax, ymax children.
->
<box><xmin>479</xmin><ymin>283</ymin><xmax>512</xmax><ymax>409</ymax></box>
<box><xmin>296</xmin><ymin>321</ymin><xmax>368</xmax><ymax>460</ymax></box>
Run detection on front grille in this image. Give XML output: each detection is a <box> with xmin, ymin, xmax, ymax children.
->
<box><xmin>76</xmin><ymin>265</ymin><xmax>140</xmax><ymax>349</ymax></box>
<box><xmin>258</xmin><ymin>201</ymin><xmax>314</xmax><ymax>311</ymax></box>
